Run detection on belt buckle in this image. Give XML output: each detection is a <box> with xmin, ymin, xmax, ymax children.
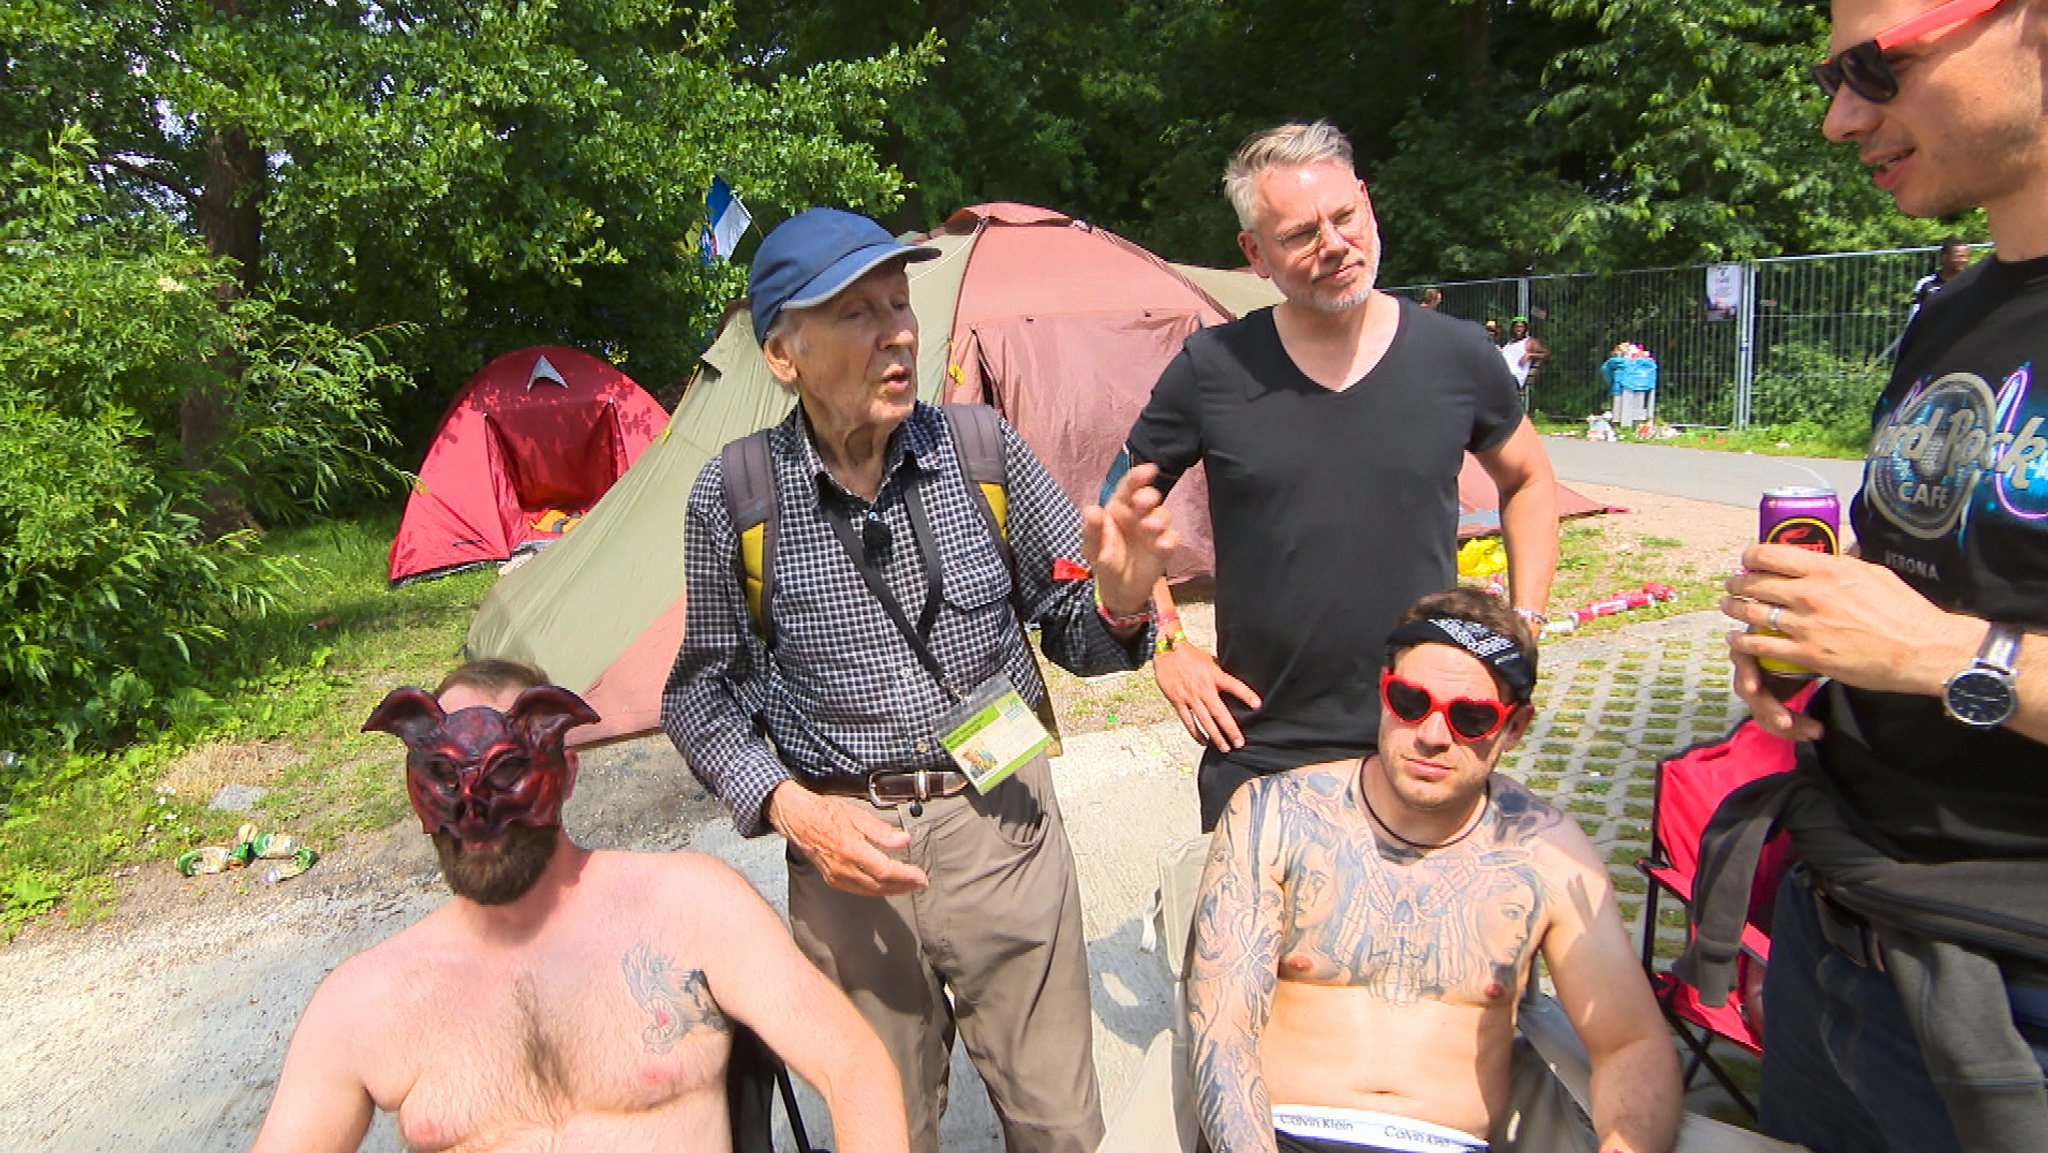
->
<box><xmin>865</xmin><ymin>770</ymin><xmax>934</xmax><ymax>811</ymax></box>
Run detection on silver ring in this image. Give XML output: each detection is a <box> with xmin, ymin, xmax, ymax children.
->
<box><xmin>1766</xmin><ymin>604</ymin><xmax>1784</xmax><ymax>631</ymax></box>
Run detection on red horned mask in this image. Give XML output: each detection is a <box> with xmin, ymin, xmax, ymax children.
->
<box><xmin>363</xmin><ymin>685</ymin><xmax>599</xmax><ymax>842</ymax></box>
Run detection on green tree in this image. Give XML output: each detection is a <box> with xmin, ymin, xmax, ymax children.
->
<box><xmin>0</xmin><ymin>131</ymin><xmax>402</xmax><ymax>748</ymax></box>
<box><xmin>3</xmin><ymin>0</ymin><xmax>933</xmax><ymax>484</ymax></box>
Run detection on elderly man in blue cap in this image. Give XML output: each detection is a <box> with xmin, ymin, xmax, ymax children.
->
<box><xmin>661</xmin><ymin>207</ymin><xmax>1178</xmax><ymax>1152</ymax></box>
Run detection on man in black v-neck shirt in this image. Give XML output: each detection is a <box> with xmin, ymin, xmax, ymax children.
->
<box><xmin>1122</xmin><ymin>121</ymin><xmax>1560</xmax><ymax>830</ymax></box>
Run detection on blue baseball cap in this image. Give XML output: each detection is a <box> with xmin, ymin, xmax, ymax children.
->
<box><xmin>748</xmin><ymin>208</ymin><xmax>939</xmax><ymax>345</ymax></box>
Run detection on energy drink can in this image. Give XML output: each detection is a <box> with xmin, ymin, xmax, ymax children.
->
<box><xmin>1756</xmin><ymin>486</ymin><xmax>1839</xmax><ymax>680</ymax></box>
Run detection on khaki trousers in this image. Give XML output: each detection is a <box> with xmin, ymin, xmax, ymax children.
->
<box><xmin>787</xmin><ymin>756</ymin><xmax>1105</xmax><ymax>1153</ymax></box>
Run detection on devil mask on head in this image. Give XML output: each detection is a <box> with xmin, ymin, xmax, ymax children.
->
<box><xmin>363</xmin><ymin>685</ymin><xmax>600</xmax><ymax>842</ymax></box>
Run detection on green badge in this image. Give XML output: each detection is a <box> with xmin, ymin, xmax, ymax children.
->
<box><xmin>936</xmin><ymin>676</ymin><xmax>1052</xmax><ymax>793</ymax></box>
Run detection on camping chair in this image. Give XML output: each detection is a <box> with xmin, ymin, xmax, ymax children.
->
<box><xmin>1637</xmin><ymin>690</ymin><xmax>1810</xmax><ymax>1118</ymax></box>
<box><xmin>729</xmin><ymin>1022</ymin><xmax>822</xmax><ymax>1153</ymax></box>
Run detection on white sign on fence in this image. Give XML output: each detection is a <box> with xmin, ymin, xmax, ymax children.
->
<box><xmin>1705</xmin><ymin>263</ymin><xmax>1743</xmax><ymax>322</ymax></box>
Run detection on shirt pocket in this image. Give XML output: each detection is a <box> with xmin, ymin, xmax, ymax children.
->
<box><xmin>936</xmin><ymin>544</ymin><xmax>1017</xmax><ymax>688</ymax></box>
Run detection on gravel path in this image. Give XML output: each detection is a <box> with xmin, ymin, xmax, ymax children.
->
<box><xmin>0</xmin><ymin>605</ymin><xmax>1767</xmax><ymax>1151</ymax></box>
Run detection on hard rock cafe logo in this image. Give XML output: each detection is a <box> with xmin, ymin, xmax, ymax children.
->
<box><xmin>1866</xmin><ymin>367</ymin><xmax>2046</xmax><ymax>541</ymax></box>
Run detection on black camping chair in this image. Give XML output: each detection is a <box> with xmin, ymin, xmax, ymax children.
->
<box><xmin>729</xmin><ymin>1022</ymin><xmax>824</xmax><ymax>1153</ymax></box>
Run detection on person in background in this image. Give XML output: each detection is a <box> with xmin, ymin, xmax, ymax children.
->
<box><xmin>1499</xmin><ymin>316</ymin><xmax>1548</xmax><ymax>401</ymax></box>
<box><xmin>1907</xmin><ymin>235</ymin><xmax>1974</xmax><ymax>323</ymax></box>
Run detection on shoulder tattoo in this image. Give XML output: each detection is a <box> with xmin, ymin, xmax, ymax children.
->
<box><xmin>622</xmin><ymin>941</ymin><xmax>729</xmax><ymax>1054</ymax></box>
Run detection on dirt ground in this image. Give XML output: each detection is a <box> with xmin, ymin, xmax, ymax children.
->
<box><xmin>0</xmin><ymin>484</ymin><xmax>1766</xmax><ymax>1152</ymax></box>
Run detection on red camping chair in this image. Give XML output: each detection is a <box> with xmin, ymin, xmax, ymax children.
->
<box><xmin>1638</xmin><ymin>686</ymin><xmax>1812</xmax><ymax>1116</ymax></box>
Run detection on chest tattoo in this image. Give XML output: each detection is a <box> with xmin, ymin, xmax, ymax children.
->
<box><xmin>622</xmin><ymin>942</ymin><xmax>729</xmax><ymax>1054</ymax></box>
<box><xmin>1275</xmin><ymin>781</ymin><xmax>1553</xmax><ymax>1004</ymax></box>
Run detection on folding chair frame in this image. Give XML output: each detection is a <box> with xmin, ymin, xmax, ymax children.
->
<box><xmin>729</xmin><ymin>1022</ymin><xmax>821</xmax><ymax>1153</ymax></box>
<box><xmin>1636</xmin><ymin>717</ymin><xmax>1797</xmax><ymax>1121</ymax></box>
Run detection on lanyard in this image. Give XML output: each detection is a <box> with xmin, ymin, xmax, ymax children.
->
<box><xmin>825</xmin><ymin>469</ymin><xmax>955</xmax><ymax>697</ymax></box>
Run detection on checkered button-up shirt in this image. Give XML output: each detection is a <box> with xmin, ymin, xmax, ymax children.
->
<box><xmin>661</xmin><ymin>402</ymin><xmax>1148</xmax><ymax>837</ymax></box>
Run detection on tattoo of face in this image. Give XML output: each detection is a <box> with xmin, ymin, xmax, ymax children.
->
<box><xmin>622</xmin><ymin>942</ymin><xmax>729</xmax><ymax>1054</ymax></box>
<box><xmin>1273</xmin><ymin>773</ymin><xmax>1556</xmax><ymax>1005</ymax></box>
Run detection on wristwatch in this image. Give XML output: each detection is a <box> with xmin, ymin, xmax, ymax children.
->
<box><xmin>1942</xmin><ymin>623</ymin><xmax>2021</xmax><ymax>729</ymax></box>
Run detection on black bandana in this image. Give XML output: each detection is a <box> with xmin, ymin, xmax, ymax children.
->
<box><xmin>1385</xmin><ymin>617</ymin><xmax>1536</xmax><ymax>704</ymax></box>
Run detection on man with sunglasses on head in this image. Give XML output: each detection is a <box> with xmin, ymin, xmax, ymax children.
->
<box><xmin>1188</xmin><ymin>588</ymin><xmax>1680</xmax><ymax>1153</ymax></box>
<box><xmin>1713</xmin><ymin>0</ymin><xmax>2048</xmax><ymax>1150</ymax></box>
<box><xmin>1119</xmin><ymin>121</ymin><xmax>1559</xmax><ymax>834</ymax></box>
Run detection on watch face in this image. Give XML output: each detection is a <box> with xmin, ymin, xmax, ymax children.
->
<box><xmin>1947</xmin><ymin>669</ymin><xmax>2016</xmax><ymax>727</ymax></box>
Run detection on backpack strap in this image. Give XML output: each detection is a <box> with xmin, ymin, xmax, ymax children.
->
<box><xmin>941</xmin><ymin>403</ymin><xmax>1010</xmax><ymax>548</ymax></box>
<box><xmin>720</xmin><ymin>431</ymin><xmax>780</xmax><ymax>648</ymax></box>
<box><xmin>941</xmin><ymin>403</ymin><xmax>1063</xmax><ymax>752</ymax></box>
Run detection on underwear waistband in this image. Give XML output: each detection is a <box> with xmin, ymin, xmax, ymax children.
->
<box><xmin>1272</xmin><ymin>1104</ymin><xmax>1487</xmax><ymax>1153</ymax></box>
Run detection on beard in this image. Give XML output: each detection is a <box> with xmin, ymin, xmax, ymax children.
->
<box><xmin>1278</xmin><ymin>241</ymin><xmax>1381</xmax><ymax>314</ymax></box>
<box><xmin>432</xmin><ymin>824</ymin><xmax>559</xmax><ymax>905</ymax></box>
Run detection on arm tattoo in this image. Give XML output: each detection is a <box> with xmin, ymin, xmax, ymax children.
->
<box><xmin>622</xmin><ymin>942</ymin><xmax>729</xmax><ymax>1054</ymax></box>
<box><xmin>1188</xmin><ymin>787</ymin><xmax>1285</xmax><ymax>1153</ymax></box>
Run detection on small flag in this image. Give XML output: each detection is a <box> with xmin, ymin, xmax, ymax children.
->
<box><xmin>702</xmin><ymin>176</ymin><xmax>752</xmax><ymax>263</ymax></box>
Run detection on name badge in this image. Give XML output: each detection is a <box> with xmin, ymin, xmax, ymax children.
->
<box><xmin>935</xmin><ymin>676</ymin><xmax>1051</xmax><ymax>793</ymax></box>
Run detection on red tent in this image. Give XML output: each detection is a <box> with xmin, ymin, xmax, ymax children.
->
<box><xmin>388</xmin><ymin>347</ymin><xmax>668</xmax><ymax>585</ymax></box>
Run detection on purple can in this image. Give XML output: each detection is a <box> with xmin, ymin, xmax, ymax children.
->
<box><xmin>1756</xmin><ymin>486</ymin><xmax>1839</xmax><ymax>679</ymax></box>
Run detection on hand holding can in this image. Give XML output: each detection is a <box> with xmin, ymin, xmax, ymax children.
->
<box><xmin>1754</xmin><ymin>486</ymin><xmax>1839</xmax><ymax>686</ymax></box>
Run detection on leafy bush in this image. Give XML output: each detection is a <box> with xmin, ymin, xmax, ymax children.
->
<box><xmin>1748</xmin><ymin>342</ymin><xmax>1887</xmax><ymax>440</ymax></box>
<box><xmin>0</xmin><ymin>129</ymin><xmax>408</xmax><ymax>753</ymax></box>
<box><xmin>0</xmin><ymin>399</ymin><xmax>292</xmax><ymax>750</ymax></box>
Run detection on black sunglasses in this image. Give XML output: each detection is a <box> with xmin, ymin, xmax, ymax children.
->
<box><xmin>1812</xmin><ymin>0</ymin><xmax>2007</xmax><ymax>104</ymax></box>
<box><xmin>1379</xmin><ymin>672</ymin><xmax>1516</xmax><ymax>743</ymax></box>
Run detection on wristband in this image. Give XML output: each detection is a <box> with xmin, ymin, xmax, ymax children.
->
<box><xmin>1094</xmin><ymin>584</ymin><xmax>1156</xmax><ymax>630</ymax></box>
<box><xmin>1154</xmin><ymin>623</ymin><xmax>1188</xmax><ymax>654</ymax></box>
<box><xmin>1514</xmin><ymin>606</ymin><xmax>1548</xmax><ymax>628</ymax></box>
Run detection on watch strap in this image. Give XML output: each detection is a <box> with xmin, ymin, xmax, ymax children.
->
<box><xmin>1980</xmin><ymin>622</ymin><xmax>2021</xmax><ymax>675</ymax></box>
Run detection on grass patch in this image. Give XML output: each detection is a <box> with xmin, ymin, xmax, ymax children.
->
<box><xmin>1</xmin><ymin>513</ymin><xmax>493</xmax><ymax>931</ymax></box>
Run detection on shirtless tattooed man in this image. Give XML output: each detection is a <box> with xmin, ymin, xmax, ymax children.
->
<box><xmin>1187</xmin><ymin>589</ymin><xmax>1680</xmax><ymax>1153</ymax></box>
<box><xmin>249</xmin><ymin>659</ymin><xmax>908</xmax><ymax>1153</ymax></box>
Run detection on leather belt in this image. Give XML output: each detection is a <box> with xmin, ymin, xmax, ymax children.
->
<box><xmin>803</xmin><ymin>769</ymin><xmax>973</xmax><ymax>810</ymax></box>
<box><xmin>1812</xmin><ymin>884</ymin><xmax>1887</xmax><ymax>971</ymax></box>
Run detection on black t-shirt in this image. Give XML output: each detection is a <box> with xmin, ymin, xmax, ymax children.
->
<box><xmin>1826</xmin><ymin>253</ymin><xmax>2048</xmax><ymax>862</ymax></box>
<box><xmin>1126</xmin><ymin>301</ymin><xmax>1524</xmax><ymax>770</ymax></box>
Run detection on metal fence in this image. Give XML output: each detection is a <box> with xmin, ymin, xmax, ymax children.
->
<box><xmin>1393</xmin><ymin>243</ymin><xmax>1986</xmax><ymax>428</ymax></box>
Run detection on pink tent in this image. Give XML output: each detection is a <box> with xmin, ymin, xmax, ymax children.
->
<box><xmin>938</xmin><ymin>203</ymin><xmax>1227</xmax><ymax>584</ymax></box>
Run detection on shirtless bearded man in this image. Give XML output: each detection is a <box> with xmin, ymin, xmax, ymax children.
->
<box><xmin>1187</xmin><ymin>589</ymin><xmax>1680</xmax><ymax>1153</ymax></box>
<box><xmin>249</xmin><ymin>659</ymin><xmax>907</xmax><ymax>1153</ymax></box>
